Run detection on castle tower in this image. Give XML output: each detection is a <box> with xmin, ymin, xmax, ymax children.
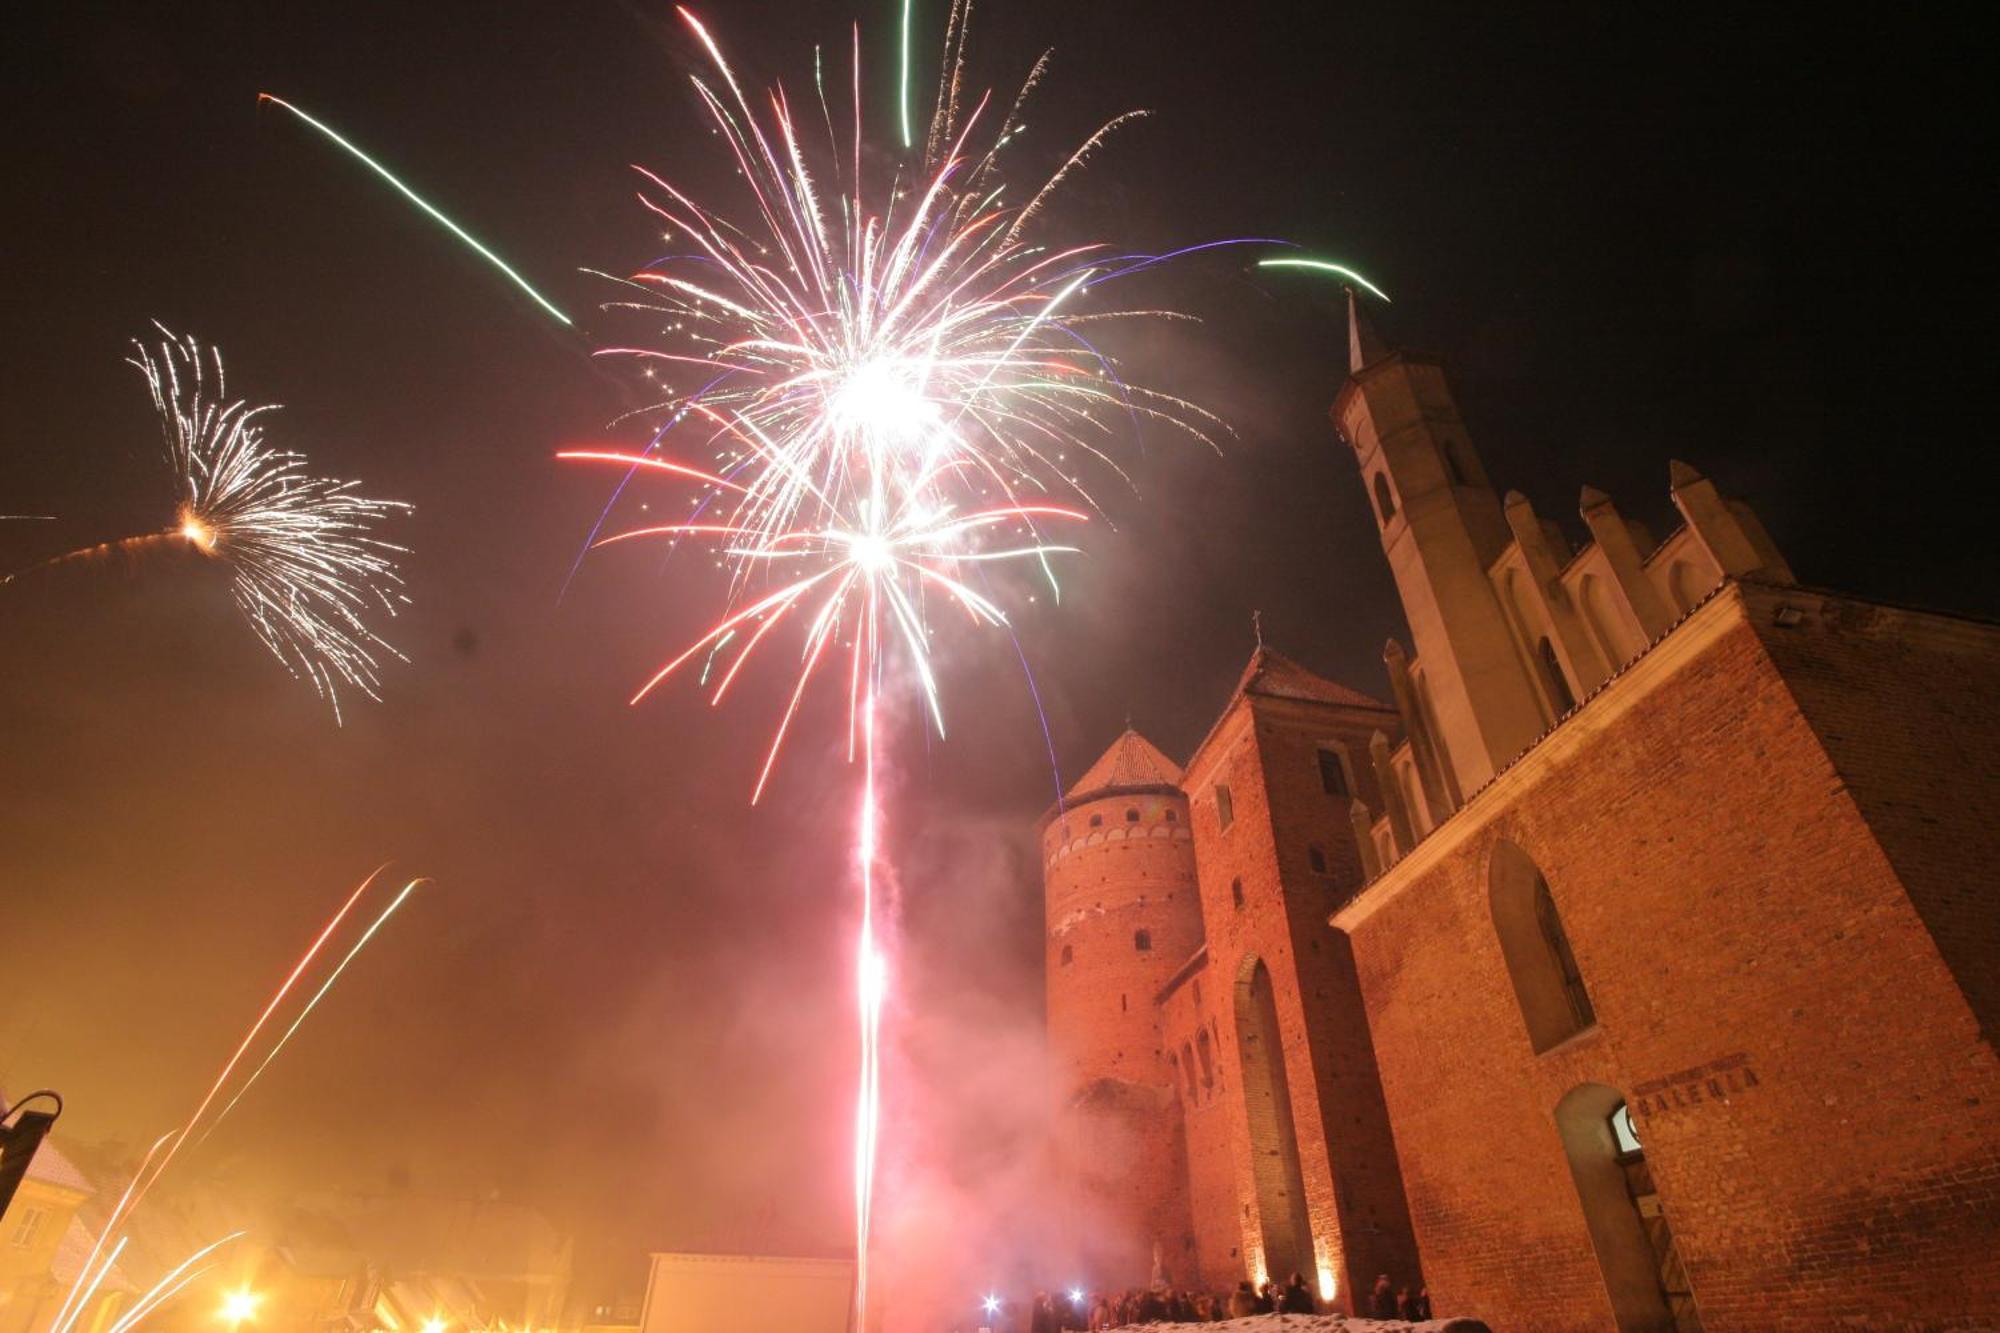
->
<box><xmin>1179</xmin><ymin>648</ymin><xmax>1422</xmax><ymax>1308</ymax></box>
<box><xmin>1331</xmin><ymin>293</ymin><xmax>1547</xmax><ymax>795</ymax></box>
<box><xmin>1042</xmin><ymin>729</ymin><xmax>1203</xmax><ymax>1286</ymax></box>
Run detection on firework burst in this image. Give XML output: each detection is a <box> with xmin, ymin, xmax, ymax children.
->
<box><xmin>566</xmin><ymin>8</ymin><xmax>1232</xmax><ymax>1320</ymax></box>
<box><xmin>9</xmin><ymin>328</ymin><xmax>412</xmax><ymax>721</ymax></box>
<box><xmin>133</xmin><ymin>327</ymin><xmax>412</xmax><ymax>720</ymax></box>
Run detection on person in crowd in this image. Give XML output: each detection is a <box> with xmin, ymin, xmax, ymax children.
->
<box><xmin>1255</xmin><ymin>1281</ymin><xmax>1277</xmax><ymax>1314</ymax></box>
<box><xmin>1226</xmin><ymin>1280</ymin><xmax>1257</xmax><ymax>1318</ymax></box>
<box><xmin>1414</xmin><ymin>1286</ymin><xmax>1433</xmax><ymax>1320</ymax></box>
<box><xmin>1369</xmin><ymin>1273</ymin><xmax>1397</xmax><ymax>1319</ymax></box>
<box><xmin>1029</xmin><ymin>1291</ymin><xmax>1059</xmax><ymax>1333</ymax></box>
<box><xmin>1277</xmin><ymin>1271</ymin><xmax>1315</xmax><ymax>1313</ymax></box>
<box><xmin>1396</xmin><ymin>1285</ymin><xmax>1415</xmax><ymax>1320</ymax></box>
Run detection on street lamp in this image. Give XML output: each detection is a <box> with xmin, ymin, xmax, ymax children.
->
<box><xmin>422</xmin><ymin>1319</ymin><xmax>449</xmax><ymax>1333</ymax></box>
<box><xmin>217</xmin><ymin>1288</ymin><xmax>261</xmax><ymax>1328</ymax></box>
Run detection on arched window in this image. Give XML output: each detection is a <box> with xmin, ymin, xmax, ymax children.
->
<box><xmin>1180</xmin><ymin>1043</ymin><xmax>1198</xmax><ymax>1101</ymax></box>
<box><xmin>1372</xmin><ymin>472</ymin><xmax>1397</xmax><ymax>525</ymax></box>
<box><xmin>1538</xmin><ymin>636</ymin><xmax>1577</xmax><ymax>715</ymax></box>
<box><xmin>1231</xmin><ymin>877</ymin><xmax>1245</xmax><ymax>908</ymax></box>
<box><xmin>1490</xmin><ymin>840</ymin><xmax>1596</xmax><ymax>1052</ymax></box>
<box><xmin>1134</xmin><ymin>929</ymin><xmax>1152</xmax><ymax>952</ymax></box>
<box><xmin>1089</xmin><ymin>813</ymin><xmax>1103</xmax><ymax>828</ymax></box>
<box><xmin>1125</xmin><ymin>808</ymin><xmax>1140</xmax><ymax>823</ymax></box>
<box><xmin>1667</xmin><ymin>559</ymin><xmax>1704</xmax><ymax>615</ymax></box>
<box><xmin>1195</xmin><ymin>1028</ymin><xmax>1216</xmax><ymax>1089</ymax></box>
<box><xmin>1307</xmin><ymin>845</ymin><xmax>1328</xmax><ymax>875</ymax></box>
<box><xmin>1060</xmin><ymin>944</ymin><xmax>1073</xmax><ymax>966</ymax></box>
<box><xmin>1214</xmin><ymin>784</ymin><xmax>1235</xmax><ymax>829</ymax></box>
<box><xmin>1165</xmin><ymin>808</ymin><xmax>1178</xmax><ymax>823</ymax></box>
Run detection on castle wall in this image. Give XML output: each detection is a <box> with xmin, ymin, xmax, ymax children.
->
<box><xmin>1158</xmin><ymin>955</ymin><xmax>1244</xmax><ymax>1291</ymax></box>
<box><xmin>1334</xmin><ymin>583</ymin><xmax>2000</xmax><ymax>1331</ymax></box>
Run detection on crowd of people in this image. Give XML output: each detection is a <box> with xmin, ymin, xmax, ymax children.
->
<box><xmin>1010</xmin><ymin>1271</ymin><xmax>1433</xmax><ymax>1329</ymax></box>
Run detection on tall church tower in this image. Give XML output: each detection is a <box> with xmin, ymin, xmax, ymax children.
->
<box><xmin>1042</xmin><ymin>729</ymin><xmax>1203</xmax><ymax>1285</ymax></box>
<box><xmin>1331</xmin><ymin>294</ymin><xmax>1548</xmax><ymax>794</ymax></box>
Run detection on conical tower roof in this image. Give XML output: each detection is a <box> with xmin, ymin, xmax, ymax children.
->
<box><xmin>1066</xmin><ymin>728</ymin><xmax>1183</xmax><ymax>800</ymax></box>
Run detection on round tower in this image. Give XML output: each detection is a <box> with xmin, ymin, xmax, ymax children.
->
<box><xmin>1042</xmin><ymin>729</ymin><xmax>1201</xmax><ymax>1099</ymax></box>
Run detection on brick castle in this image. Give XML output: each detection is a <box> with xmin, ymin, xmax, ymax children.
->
<box><xmin>1040</xmin><ymin>296</ymin><xmax>2000</xmax><ymax>1330</ymax></box>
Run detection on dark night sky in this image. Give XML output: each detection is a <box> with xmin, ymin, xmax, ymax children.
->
<box><xmin>1</xmin><ymin>0</ymin><xmax>1987</xmax><ymax>1302</ymax></box>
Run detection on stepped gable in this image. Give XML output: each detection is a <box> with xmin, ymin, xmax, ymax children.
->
<box><xmin>1234</xmin><ymin>645</ymin><xmax>1392</xmax><ymax>712</ymax></box>
<box><xmin>1066</xmin><ymin>729</ymin><xmax>1183</xmax><ymax>800</ymax></box>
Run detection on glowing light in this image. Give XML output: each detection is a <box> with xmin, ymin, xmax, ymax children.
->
<box><xmin>1318</xmin><ymin>1266</ymin><xmax>1338</xmax><ymax>1302</ymax></box>
<box><xmin>218</xmin><ymin>1288</ymin><xmax>261</xmax><ymax>1326</ymax></box>
<box><xmin>422</xmin><ymin>1320</ymin><xmax>449</xmax><ymax>1333</ymax></box>
<box><xmin>1256</xmin><ymin>256</ymin><xmax>1392</xmax><ymax>302</ymax></box>
<box><xmin>177</xmin><ymin>508</ymin><xmax>218</xmax><ymax>552</ymax></box>
<box><xmin>1069</xmin><ymin>1287</ymin><xmax>1086</xmax><ymax>1306</ymax></box>
<box><xmin>982</xmin><ymin>1294</ymin><xmax>1002</xmax><ymax>1316</ymax></box>
<box><xmin>258</xmin><ymin>94</ymin><xmax>573</xmax><ymax>326</ymax></box>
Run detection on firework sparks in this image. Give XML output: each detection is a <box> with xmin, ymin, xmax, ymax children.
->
<box><xmin>566</xmin><ymin>7</ymin><xmax>1229</xmax><ymax>1321</ymax></box>
<box><xmin>8</xmin><ymin>328</ymin><xmax>412</xmax><ymax>721</ymax></box>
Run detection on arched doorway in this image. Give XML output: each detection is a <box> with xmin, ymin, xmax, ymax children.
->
<box><xmin>1555</xmin><ymin>1083</ymin><xmax>1702</xmax><ymax>1332</ymax></box>
<box><xmin>1233</xmin><ymin>957</ymin><xmax>1313</xmax><ymax>1285</ymax></box>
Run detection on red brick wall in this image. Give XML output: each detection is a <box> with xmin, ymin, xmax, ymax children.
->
<box><xmin>1181</xmin><ymin>694</ymin><xmax>1423</xmax><ymax>1310</ymax></box>
<box><xmin>1043</xmin><ymin>788</ymin><xmax>1201</xmax><ymax>1094</ymax></box>
<box><xmin>1338</xmin><ymin>588</ymin><xmax>2000</xmax><ymax>1331</ymax></box>
<box><xmin>1043</xmin><ymin>786</ymin><xmax>1202</xmax><ymax>1287</ymax></box>
<box><xmin>1749</xmin><ymin>587</ymin><xmax>2000</xmax><ymax>1041</ymax></box>
<box><xmin>1159</xmin><ymin>957</ymin><xmax>1244</xmax><ymax>1290</ymax></box>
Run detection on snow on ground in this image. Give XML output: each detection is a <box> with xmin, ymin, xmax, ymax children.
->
<box><xmin>1105</xmin><ymin>1317</ymin><xmax>1490</xmax><ymax>1333</ymax></box>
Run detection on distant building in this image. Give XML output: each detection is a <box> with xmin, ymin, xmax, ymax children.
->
<box><xmin>1043</xmin><ymin>296</ymin><xmax>2000</xmax><ymax>1329</ymax></box>
<box><xmin>0</xmin><ymin>1128</ymin><xmax>127</xmax><ymax>1333</ymax></box>
<box><xmin>637</xmin><ymin>1253</ymin><xmax>851</xmax><ymax>1333</ymax></box>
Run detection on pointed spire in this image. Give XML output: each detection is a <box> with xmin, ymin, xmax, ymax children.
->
<box><xmin>1668</xmin><ymin>458</ymin><xmax>1705</xmax><ymax>491</ymax></box>
<box><xmin>1578</xmin><ymin>483</ymin><xmax>1612</xmax><ymax>513</ymax></box>
<box><xmin>1347</xmin><ymin>287</ymin><xmax>1390</xmax><ymax>374</ymax></box>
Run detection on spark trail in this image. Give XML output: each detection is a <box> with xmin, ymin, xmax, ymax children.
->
<box><xmin>47</xmin><ymin>871</ymin><xmax>423</xmax><ymax>1333</ymax></box>
<box><xmin>258</xmin><ymin>93</ymin><xmax>574</xmax><ymax>327</ymax></box>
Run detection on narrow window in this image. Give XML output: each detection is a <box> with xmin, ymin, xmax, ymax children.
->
<box><xmin>1060</xmin><ymin>944</ymin><xmax>1073</xmax><ymax>966</ymax></box>
<box><xmin>1125</xmin><ymin>808</ymin><xmax>1140</xmax><ymax>823</ymax></box>
<box><xmin>1231</xmin><ymin>877</ymin><xmax>1245</xmax><ymax>908</ymax></box>
<box><xmin>1089</xmin><ymin>813</ymin><xmax>1103</xmax><ymax>828</ymax></box>
<box><xmin>1134</xmin><ymin>929</ymin><xmax>1152</xmax><ymax>952</ymax></box>
<box><xmin>1538</xmin><ymin>636</ymin><xmax>1577</xmax><ymax>714</ymax></box>
<box><xmin>1196</xmin><ymin>1028</ymin><xmax>1216</xmax><ymax>1089</ymax></box>
<box><xmin>1180</xmin><ymin>1043</ymin><xmax>1198</xmax><ymax>1101</ymax></box>
<box><xmin>11</xmin><ymin>1207</ymin><xmax>47</xmax><ymax>1249</ymax></box>
<box><xmin>1372</xmin><ymin>472</ymin><xmax>1397</xmax><ymax>524</ymax></box>
<box><xmin>1192</xmin><ymin>978</ymin><xmax>1202</xmax><ymax>1007</ymax></box>
<box><xmin>1308</xmin><ymin>845</ymin><xmax>1328</xmax><ymax>875</ymax></box>
<box><xmin>1120</xmin><ymin>994</ymin><xmax>1127</xmax><ymax>1012</ymax></box>
<box><xmin>1165</xmin><ymin>808</ymin><xmax>1178</xmax><ymax>823</ymax></box>
<box><xmin>1316</xmin><ymin>748</ymin><xmax>1349</xmax><ymax>797</ymax></box>
<box><xmin>1491</xmin><ymin>840</ymin><xmax>1597</xmax><ymax>1052</ymax></box>
<box><xmin>1215</xmin><ymin>784</ymin><xmax>1234</xmax><ymax>830</ymax></box>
